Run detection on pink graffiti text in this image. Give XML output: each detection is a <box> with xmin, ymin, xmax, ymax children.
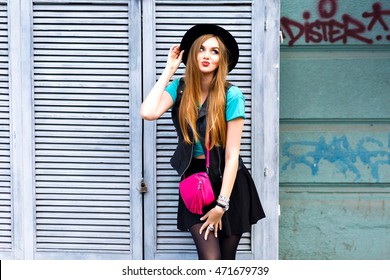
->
<box><xmin>281</xmin><ymin>1</ymin><xmax>390</xmax><ymax>46</ymax></box>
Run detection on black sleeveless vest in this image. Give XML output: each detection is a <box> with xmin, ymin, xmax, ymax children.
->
<box><xmin>169</xmin><ymin>78</ymin><xmax>243</xmax><ymax>185</ymax></box>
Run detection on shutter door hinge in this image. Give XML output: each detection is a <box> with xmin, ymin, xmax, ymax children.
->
<box><xmin>140</xmin><ymin>178</ymin><xmax>148</xmax><ymax>193</ymax></box>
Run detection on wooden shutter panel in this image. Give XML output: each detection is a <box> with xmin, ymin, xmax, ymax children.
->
<box><xmin>155</xmin><ymin>0</ymin><xmax>253</xmax><ymax>256</ymax></box>
<box><xmin>33</xmin><ymin>0</ymin><xmax>132</xmax><ymax>258</ymax></box>
<box><xmin>0</xmin><ymin>0</ymin><xmax>11</xmax><ymax>253</ymax></box>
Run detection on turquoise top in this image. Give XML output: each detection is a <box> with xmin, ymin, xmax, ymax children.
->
<box><xmin>165</xmin><ymin>78</ymin><xmax>246</xmax><ymax>157</ymax></box>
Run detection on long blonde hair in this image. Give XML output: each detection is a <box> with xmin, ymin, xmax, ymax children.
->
<box><xmin>179</xmin><ymin>34</ymin><xmax>229</xmax><ymax>149</ymax></box>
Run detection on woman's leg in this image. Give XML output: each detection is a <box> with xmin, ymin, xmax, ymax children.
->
<box><xmin>189</xmin><ymin>223</ymin><xmax>221</xmax><ymax>260</ymax></box>
<box><xmin>219</xmin><ymin>234</ymin><xmax>242</xmax><ymax>260</ymax></box>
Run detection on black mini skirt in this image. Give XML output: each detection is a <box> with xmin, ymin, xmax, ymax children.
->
<box><xmin>177</xmin><ymin>158</ymin><xmax>266</xmax><ymax>237</ymax></box>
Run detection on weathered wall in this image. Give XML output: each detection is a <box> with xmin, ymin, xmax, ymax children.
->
<box><xmin>279</xmin><ymin>0</ymin><xmax>390</xmax><ymax>259</ymax></box>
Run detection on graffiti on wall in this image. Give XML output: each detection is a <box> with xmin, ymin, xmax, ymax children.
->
<box><xmin>281</xmin><ymin>0</ymin><xmax>390</xmax><ymax>46</ymax></box>
<box><xmin>282</xmin><ymin>134</ymin><xmax>390</xmax><ymax>182</ymax></box>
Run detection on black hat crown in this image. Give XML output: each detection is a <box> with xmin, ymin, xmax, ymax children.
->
<box><xmin>180</xmin><ymin>24</ymin><xmax>239</xmax><ymax>72</ymax></box>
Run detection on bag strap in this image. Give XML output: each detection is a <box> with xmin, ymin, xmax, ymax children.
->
<box><xmin>205</xmin><ymin>145</ymin><xmax>210</xmax><ymax>174</ymax></box>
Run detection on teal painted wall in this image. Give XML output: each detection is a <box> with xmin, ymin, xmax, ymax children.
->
<box><xmin>280</xmin><ymin>0</ymin><xmax>390</xmax><ymax>259</ymax></box>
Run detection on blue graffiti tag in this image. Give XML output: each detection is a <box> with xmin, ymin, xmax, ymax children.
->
<box><xmin>282</xmin><ymin>134</ymin><xmax>390</xmax><ymax>182</ymax></box>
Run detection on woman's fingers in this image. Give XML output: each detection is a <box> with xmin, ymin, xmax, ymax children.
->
<box><xmin>169</xmin><ymin>45</ymin><xmax>180</xmax><ymax>58</ymax></box>
<box><xmin>166</xmin><ymin>45</ymin><xmax>184</xmax><ymax>71</ymax></box>
<box><xmin>201</xmin><ymin>224</ymin><xmax>215</xmax><ymax>241</ymax></box>
<box><xmin>178</xmin><ymin>49</ymin><xmax>184</xmax><ymax>60</ymax></box>
<box><xmin>199</xmin><ymin>214</ymin><xmax>209</xmax><ymax>234</ymax></box>
<box><xmin>198</xmin><ymin>206</ymin><xmax>228</xmax><ymax>239</ymax></box>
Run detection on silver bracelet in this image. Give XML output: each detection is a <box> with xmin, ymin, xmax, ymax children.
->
<box><xmin>218</xmin><ymin>195</ymin><xmax>230</xmax><ymax>204</ymax></box>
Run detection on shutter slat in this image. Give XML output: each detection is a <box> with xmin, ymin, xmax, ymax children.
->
<box><xmin>34</xmin><ymin>31</ymin><xmax>129</xmax><ymax>38</ymax></box>
<box><xmin>36</xmin><ymin>206</ymin><xmax>130</xmax><ymax>212</ymax></box>
<box><xmin>34</xmin><ymin>81</ymin><xmax>129</xmax><ymax>88</ymax></box>
<box><xmin>37</xmin><ymin>199</ymin><xmax>129</xmax><ymax>207</ymax></box>
<box><xmin>36</xmin><ymin>243</ymin><xmax>129</xmax><ymax>251</ymax></box>
<box><xmin>33</xmin><ymin>1</ymin><xmax>132</xmax><ymax>255</ymax></box>
<box><xmin>35</xmin><ymin>158</ymin><xmax>129</xmax><ymax>165</ymax></box>
<box><xmin>157</xmin><ymin>12</ymin><xmax>251</xmax><ymax>19</ymax></box>
<box><xmin>33</xmin><ymin>3</ymin><xmax>129</xmax><ymax>12</ymax></box>
<box><xmin>35</xmin><ymin>119</ymin><xmax>129</xmax><ymax>125</ymax></box>
<box><xmin>34</xmin><ymin>25</ymin><xmax>128</xmax><ymax>31</ymax></box>
<box><xmin>37</xmin><ymin>224</ymin><xmax>130</xmax><ymax>233</ymax></box>
<box><xmin>36</xmin><ymin>238</ymin><xmax>130</xmax><ymax>247</ymax></box>
<box><xmin>35</xmin><ymin>113</ymin><xmax>129</xmax><ymax>120</ymax></box>
<box><xmin>154</xmin><ymin>0</ymin><xmax>253</xmax><ymax>256</ymax></box>
<box><xmin>37</xmin><ymin>218</ymin><xmax>129</xmax><ymax>226</ymax></box>
<box><xmin>35</xmin><ymin>175</ymin><xmax>129</xmax><ymax>182</ymax></box>
<box><xmin>156</xmin><ymin>0</ymin><xmax>252</xmax><ymax>5</ymax></box>
<box><xmin>35</xmin><ymin>56</ymin><xmax>129</xmax><ymax>63</ymax></box>
<box><xmin>35</xmin><ymin>62</ymin><xmax>129</xmax><ymax>69</ymax></box>
<box><xmin>37</xmin><ymin>212</ymin><xmax>129</xmax><ymax>220</ymax></box>
<box><xmin>35</xmin><ymin>163</ymin><xmax>129</xmax><ymax>169</ymax></box>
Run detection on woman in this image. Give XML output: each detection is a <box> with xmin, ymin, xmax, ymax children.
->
<box><xmin>140</xmin><ymin>24</ymin><xmax>265</xmax><ymax>260</ymax></box>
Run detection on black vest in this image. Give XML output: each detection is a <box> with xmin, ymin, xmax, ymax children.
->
<box><xmin>169</xmin><ymin>78</ymin><xmax>243</xmax><ymax>185</ymax></box>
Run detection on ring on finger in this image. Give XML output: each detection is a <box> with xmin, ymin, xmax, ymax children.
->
<box><xmin>208</xmin><ymin>225</ymin><xmax>214</xmax><ymax>231</ymax></box>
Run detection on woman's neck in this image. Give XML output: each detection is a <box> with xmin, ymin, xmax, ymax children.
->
<box><xmin>200</xmin><ymin>73</ymin><xmax>213</xmax><ymax>94</ymax></box>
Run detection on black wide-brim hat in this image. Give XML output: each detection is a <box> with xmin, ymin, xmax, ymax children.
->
<box><xmin>180</xmin><ymin>24</ymin><xmax>239</xmax><ymax>72</ymax></box>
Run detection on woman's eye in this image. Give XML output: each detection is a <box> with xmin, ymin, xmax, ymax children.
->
<box><xmin>212</xmin><ymin>50</ymin><xmax>219</xmax><ymax>54</ymax></box>
<box><xmin>199</xmin><ymin>47</ymin><xmax>204</xmax><ymax>52</ymax></box>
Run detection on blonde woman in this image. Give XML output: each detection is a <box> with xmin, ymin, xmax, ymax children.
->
<box><xmin>141</xmin><ymin>24</ymin><xmax>265</xmax><ymax>260</ymax></box>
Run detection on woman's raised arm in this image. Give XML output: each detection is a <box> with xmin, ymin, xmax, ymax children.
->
<box><xmin>140</xmin><ymin>45</ymin><xmax>184</xmax><ymax>120</ymax></box>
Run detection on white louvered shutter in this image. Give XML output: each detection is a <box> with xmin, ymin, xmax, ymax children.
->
<box><xmin>33</xmin><ymin>0</ymin><xmax>139</xmax><ymax>259</ymax></box>
<box><xmin>0</xmin><ymin>0</ymin><xmax>11</xmax><ymax>255</ymax></box>
<box><xmin>151</xmin><ymin>0</ymin><xmax>254</xmax><ymax>259</ymax></box>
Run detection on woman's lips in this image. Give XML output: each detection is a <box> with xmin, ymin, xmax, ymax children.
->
<box><xmin>202</xmin><ymin>61</ymin><xmax>210</xmax><ymax>67</ymax></box>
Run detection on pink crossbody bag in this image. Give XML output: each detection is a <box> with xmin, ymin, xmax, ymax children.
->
<box><xmin>179</xmin><ymin>147</ymin><xmax>214</xmax><ymax>215</ymax></box>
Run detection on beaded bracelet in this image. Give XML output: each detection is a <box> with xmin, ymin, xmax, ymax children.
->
<box><xmin>217</xmin><ymin>195</ymin><xmax>230</xmax><ymax>212</ymax></box>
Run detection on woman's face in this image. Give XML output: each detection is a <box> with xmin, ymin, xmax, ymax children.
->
<box><xmin>197</xmin><ymin>37</ymin><xmax>220</xmax><ymax>74</ymax></box>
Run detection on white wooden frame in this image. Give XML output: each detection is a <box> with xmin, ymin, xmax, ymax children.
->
<box><xmin>8</xmin><ymin>0</ymin><xmax>36</xmax><ymax>260</ymax></box>
<box><xmin>142</xmin><ymin>0</ymin><xmax>158</xmax><ymax>260</ymax></box>
<box><xmin>128</xmin><ymin>0</ymin><xmax>144</xmax><ymax>260</ymax></box>
<box><xmin>252</xmin><ymin>0</ymin><xmax>280</xmax><ymax>260</ymax></box>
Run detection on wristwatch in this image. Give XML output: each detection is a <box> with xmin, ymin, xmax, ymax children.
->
<box><xmin>216</xmin><ymin>202</ymin><xmax>229</xmax><ymax>212</ymax></box>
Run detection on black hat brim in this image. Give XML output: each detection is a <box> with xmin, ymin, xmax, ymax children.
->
<box><xmin>180</xmin><ymin>24</ymin><xmax>239</xmax><ymax>72</ymax></box>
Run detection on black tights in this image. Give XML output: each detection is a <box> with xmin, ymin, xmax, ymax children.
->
<box><xmin>189</xmin><ymin>223</ymin><xmax>242</xmax><ymax>260</ymax></box>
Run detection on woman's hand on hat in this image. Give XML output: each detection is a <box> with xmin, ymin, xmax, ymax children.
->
<box><xmin>166</xmin><ymin>44</ymin><xmax>184</xmax><ymax>72</ymax></box>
